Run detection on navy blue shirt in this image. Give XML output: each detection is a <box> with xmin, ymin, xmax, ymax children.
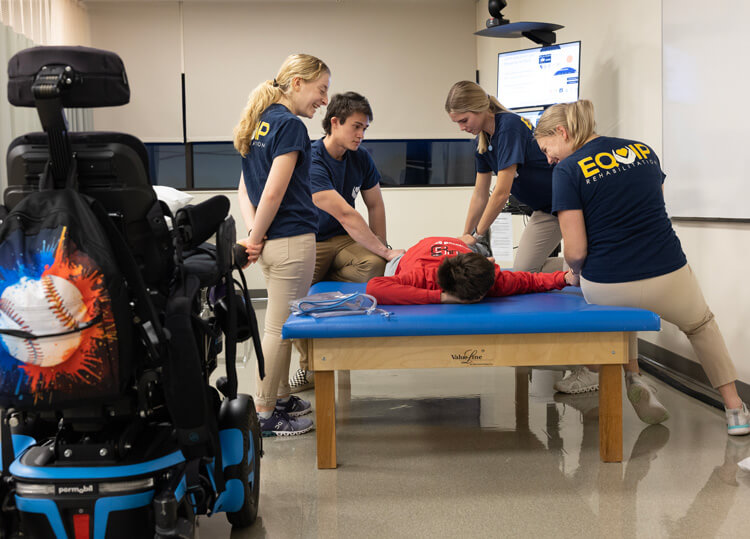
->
<box><xmin>241</xmin><ymin>104</ymin><xmax>318</xmax><ymax>240</ymax></box>
<box><xmin>552</xmin><ymin>136</ymin><xmax>686</xmax><ymax>283</ymax></box>
<box><xmin>310</xmin><ymin>138</ymin><xmax>381</xmax><ymax>241</ymax></box>
<box><xmin>475</xmin><ymin>112</ymin><xmax>554</xmax><ymax>212</ymax></box>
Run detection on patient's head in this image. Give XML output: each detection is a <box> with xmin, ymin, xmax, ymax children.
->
<box><xmin>437</xmin><ymin>253</ymin><xmax>496</xmax><ymax>302</ymax></box>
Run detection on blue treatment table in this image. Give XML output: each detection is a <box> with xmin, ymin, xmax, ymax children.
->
<box><xmin>283</xmin><ymin>282</ymin><xmax>660</xmax><ymax>469</ymax></box>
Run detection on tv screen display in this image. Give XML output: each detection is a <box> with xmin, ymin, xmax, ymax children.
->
<box><xmin>497</xmin><ymin>41</ymin><xmax>580</xmax><ymax>109</ymax></box>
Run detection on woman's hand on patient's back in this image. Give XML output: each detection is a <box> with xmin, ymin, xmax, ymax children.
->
<box><xmin>458</xmin><ymin>234</ymin><xmax>477</xmax><ymax>246</ymax></box>
<box><xmin>564</xmin><ymin>269</ymin><xmax>580</xmax><ymax>287</ymax></box>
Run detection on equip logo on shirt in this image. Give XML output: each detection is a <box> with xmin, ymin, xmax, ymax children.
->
<box><xmin>253</xmin><ymin>122</ymin><xmax>270</xmax><ymax>139</ymax></box>
<box><xmin>577</xmin><ymin>143</ymin><xmax>655</xmax><ymax>180</ymax></box>
<box><xmin>251</xmin><ymin>121</ymin><xmax>270</xmax><ymax>149</ymax></box>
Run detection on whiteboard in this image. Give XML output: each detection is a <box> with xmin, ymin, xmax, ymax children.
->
<box><xmin>662</xmin><ymin>0</ymin><xmax>750</xmax><ymax>219</ymax></box>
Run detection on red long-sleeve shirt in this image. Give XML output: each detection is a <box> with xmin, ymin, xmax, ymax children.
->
<box><xmin>366</xmin><ymin>236</ymin><xmax>567</xmax><ymax>305</ymax></box>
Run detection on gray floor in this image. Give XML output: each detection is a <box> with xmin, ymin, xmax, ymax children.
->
<box><xmin>200</xmin><ymin>303</ymin><xmax>750</xmax><ymax>538</ymax></box>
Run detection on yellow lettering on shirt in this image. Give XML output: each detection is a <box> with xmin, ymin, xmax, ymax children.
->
<box><xmin>634</xmin><ymin>143</ymin><xmax>650</xmax><ymax>159</ymax></box>
<box><xmin>595</xmin><ymin>152</ymin><xmax>617</xmax><ymax>170</ymax></box>
<box><xmin>578</xmin><ymin>156</ymin><xmax>599</xmax><ymax>178</ymax></box>
<box><xmin>254</xmin><ymin>121</ymin><xmax>270</xmax><ymax>140</ymax></box>
<box><xmin>629</xmin><ymin>144</ymin><xmax>643</xmax><ymax>159</ymax></box>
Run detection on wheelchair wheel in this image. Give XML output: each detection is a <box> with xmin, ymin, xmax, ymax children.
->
<box><xmin>226</xmin><ymin>403</ymin><xmax>261</xmax><ymax>527</ymax></box>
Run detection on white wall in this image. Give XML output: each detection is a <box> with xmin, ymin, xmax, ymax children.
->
<box><xmin>87</xmin><ymin>2</ymin><xmax>183</xmax><ymax>141</ymax></box>
<box><xmin>87</xmin><ymin>0</ymin><xmax>477</xmax><ymax>142</ymax></box>
<box><xmin>182</xmin><ymin>0</ymin><xmax>476</xmax><ymax>141</ymax></box>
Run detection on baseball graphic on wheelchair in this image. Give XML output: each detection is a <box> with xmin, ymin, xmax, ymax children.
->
<box><xmin>0</xmin><ymin>275</ymin><xmax>89</xmax><ymax>367</ymax></box>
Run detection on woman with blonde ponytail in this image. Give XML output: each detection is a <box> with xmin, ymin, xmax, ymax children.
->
<box><xmin>445</xmin><ymin>80</ymin><xmax>560</xmax><ymax>273</ymax></box>
<box><xmin>534</xmin><ymin>100</ymin><xmax>750</xmax><ymax>437</ymax></box>
<box><xmin>235</xmin><ymin>53</ymin><xmax>330</xmax><ymax>436</ymax></box>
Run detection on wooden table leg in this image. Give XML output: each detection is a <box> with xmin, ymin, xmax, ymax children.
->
<box><xmin>599</xmin><ymin>364</ymin><xmax>623</xmax><ymax>462</ymax></box>
<box><xmin>315</xmin><ymin>370</ymin><xmax>337</xmax><ymax>469</ymax></box>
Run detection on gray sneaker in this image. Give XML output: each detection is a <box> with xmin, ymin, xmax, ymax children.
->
<box><xmin>626</xmin><ymin>374</ymin><xmax>669</xmax><ymax>425</ymax></box>
<box><xmin>554</xmin><ymin>367</ymin><xmax>599</xmax><ymax>394</ymax></box>
<box><xmin>276</xmin><ymin>395</ymin><xmax>312</xmax><ymax>417</ymax></box>
<box><xmin>259</xmin><ymin>410</ymin><xmax>314</xmax><ymax>437</ymax></box>
<box><xmin>289</xmin><ymin>368</ymin><xmax>314</xmax><ymax>393</ymax></box>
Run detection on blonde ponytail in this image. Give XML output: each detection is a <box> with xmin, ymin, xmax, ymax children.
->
<box><xmin>233</xmin><ymin>81</ymin><xmax>284</xmax><ymax>157</ymax></box>
<box><xmin>233</xmin><ymin>53</ymin><xmax>330</xmax><ymax>157</ymax></box>
<box><xmin>535</xmin><ymin>100</ymin><xmax>596</xmax><ymax>151</ymax></box>
<box><xmin>445</xmin><ymin>81</ymin><xmax>510</xmax><ymax>154</ymax></box>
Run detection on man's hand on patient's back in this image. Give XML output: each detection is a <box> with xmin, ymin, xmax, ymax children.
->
<box><xmin>385</xmin><ymin>248</ymin><xmax>406</xmax><ymax>261</ymax></box>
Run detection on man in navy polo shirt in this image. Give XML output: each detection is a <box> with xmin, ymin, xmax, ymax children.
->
<box><xmin>290</xmin><ymin>92</ymin><xmax>405</xmax><ymax>392</ymax></box>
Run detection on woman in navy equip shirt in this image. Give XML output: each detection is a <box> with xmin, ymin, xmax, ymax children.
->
<box><xmin>234</xmin><ymin>54</ymin><xmax>330</xmax><ymax>436</ymax></box>
<box><xmin>533</xmin><ymin>99</ymin><xmax>749</xmax><ymax>435</ymax></box>
<box><xmin>444</xmin><ymin>81</ymin><xmax>561</xmax><ymax>273</ymax></box>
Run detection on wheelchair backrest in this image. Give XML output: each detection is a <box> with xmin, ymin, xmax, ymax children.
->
<box><xmin>5</xmin><ymin>131</ymin><xmax>173</xmax><ymax>288</ymax></box>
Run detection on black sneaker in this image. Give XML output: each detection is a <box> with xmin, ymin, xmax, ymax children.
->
<box><xmin>259</xmin><ymin>410</ymin><xmax>313</xmax><ymax>437</ymax></box>
<box><xmin>289</xmin><ymin>368</ymin><xmax>314</xmax><ymax>393</ymax></box>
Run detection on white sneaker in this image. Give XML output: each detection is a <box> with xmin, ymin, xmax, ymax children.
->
<box><xmin>726</xmin><ymin>403</ymin><xmax>750</xmax><ymax>436</ymax></box>
<box><xmin>554</xmin><ymin>367</ymin><xmax>599</xmax><ymax>394</ymax></box>
<box><xmin>626</xmin><ymin>374</ymin><xmax>669</xmax><ymax>425</ymax></box>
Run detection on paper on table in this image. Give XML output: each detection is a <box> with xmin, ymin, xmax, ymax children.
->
<box><xmin>490</xmin><ymin>212</ymin><xmax>514</xmax><ymax>262</ymax></box>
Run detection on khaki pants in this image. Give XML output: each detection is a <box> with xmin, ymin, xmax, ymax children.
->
<box><xmin>512</xmin><ymin>210</ymin><xmax>564</xmax><ymax>273</ymax></box>
<box><xmin>294</xmin><ymin>234</ymin><xmax>386</xmax><ymax>372</ymax></box>
<box><xmin>313</xmin><ymin>234</ymin><xmax>386</xmax><ymax>284</ymax></box>
<box><xmin>255</xmin><ymin>233</ymin><xmax>316</xmax><ymax>407</ymax></box>
<box><xmin>581</xmin><ymin>264</ymin><xmax>737</xmax><ymax>388</ymax></box>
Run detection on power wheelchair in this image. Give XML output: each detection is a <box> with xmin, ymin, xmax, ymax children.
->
<box><xmin>0</xmin><ymin>46</ymin><xmax>263</xmax><ymax>538</ymax></box>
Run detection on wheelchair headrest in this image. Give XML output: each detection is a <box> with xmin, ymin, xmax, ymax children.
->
<box><xmin>7</xmin><ymin>46</ymin><xmax>129</xmax><ymax>108</ymax></box>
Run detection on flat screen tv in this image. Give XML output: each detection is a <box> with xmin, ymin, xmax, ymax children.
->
<box><xmin>497</xmin><ymin>41</ymin><xmax>580</xmax><ymax>109</ymax></box>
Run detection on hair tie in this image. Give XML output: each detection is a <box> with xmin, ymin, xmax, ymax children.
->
<box><xmin>272</xmin><ymin>78</ymin><xmax>279</xmax><ymax>88</ymax></box>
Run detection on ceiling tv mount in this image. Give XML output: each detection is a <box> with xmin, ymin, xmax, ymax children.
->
<box><xmin>474</xmin><ymin>0</ymin><xmax>563</xmax><ymax>46</ymax></box>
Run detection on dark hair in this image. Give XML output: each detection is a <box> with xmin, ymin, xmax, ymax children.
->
<box><xmin>436</xmin><ymin>253</ymin><xmax>496</xmax><ymax>301</ymax></box>
<box><xmin>322</xmin><ymin>91</ymin><xmax>373</xmax><ymax>135</ymax></box>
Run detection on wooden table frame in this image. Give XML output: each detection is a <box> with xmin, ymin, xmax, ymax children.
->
<box><xmin>309</xmin><ymin>331</ymin><xmax>628</xmax><ymax>469</ymax></box>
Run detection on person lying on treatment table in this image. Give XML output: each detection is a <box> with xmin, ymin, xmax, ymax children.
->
<box><xmin>366</xmin><ymin>236</ymin><xmax>577</xmax><ymax>305</ymax></box>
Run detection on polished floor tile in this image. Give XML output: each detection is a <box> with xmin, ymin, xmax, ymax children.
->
<box><xmin>200</xmin><ymin>304</ymin><xmax>750</xmax><ymax>538</ymax></box>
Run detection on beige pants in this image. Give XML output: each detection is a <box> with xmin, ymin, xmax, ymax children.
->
<box><xmin>581</xmin><ymin>264</ymin><xmax>737</xmax><ymax>388</ymax></box>
<box><xmin>313</xmin><ymin>234</ymin><xmax>386</xmax><ymax>284</ymax></box>
<box><xmin>294</xmin><ymin>235</ymin><xmax>386</xmax><ymax>372</ymax></box>
<box><xmin>512</xmin><ymin>210</ymin><xmax>564</xmax><ymax>273</ymax></box>
<box><xmin>255</xmin><ymin>233</ymin><xmax>316</xmax><ymax>407</ymax></box>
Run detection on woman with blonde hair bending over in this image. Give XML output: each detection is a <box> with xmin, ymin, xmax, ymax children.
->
<box><xmin>445</xmin><ymin>81</ymin><xmax>560</xmax><ymax>273</ymax></box>
<box><xmin>234</xmin><ymin>53</ymin><xmax>330</xmax><ymax>436</ymax></box>
<box><xmin>534</xmin><ymin>99</ymin><xmax>749</xmax><ymax>434</ymax></box>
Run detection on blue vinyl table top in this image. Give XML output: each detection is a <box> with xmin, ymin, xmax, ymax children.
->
<box><xmin>281</xmin><ymin>282</ymin><xmax>660</xmax><ymax>340</ymax></box>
